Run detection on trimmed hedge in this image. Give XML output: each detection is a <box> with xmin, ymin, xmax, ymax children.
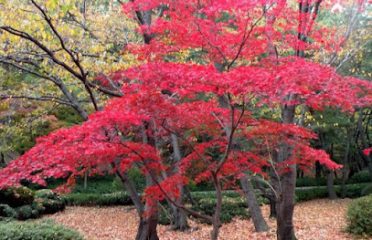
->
<box><xmin>296</xmin><ymin>177</ymin><xmax>327</xmax><ymax>187</ymax></box>
<box><xmin>191</xmin><ymin>196</ymin><xmax>250</xmax><ymax>223</ymax></box>
<box><xmin>295</xmin><ymin>183</ymin><xmax>369</xmax><ymax>202</ymax></box>
<box><xmin>0</xmin><ymin>220</ymin><xmax>84</xmax><ymax>240</ymax></box>
<box><xmin>347</xmin><ymin>195</ymin><xmax>372</xmax><ymax>236</ymax></box>
<box><xmin>63</xmin><ymin>192</ymin><xmax>132</xmax><ymax>206</ymax></box>
<box><xmin>348</xmin><ymin>170</ymin><xmax>371</xmax><ymax>184</ymax></box>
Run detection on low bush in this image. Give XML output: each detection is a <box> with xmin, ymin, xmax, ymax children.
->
<box><xmin>192</xmin><ymin>196</ymin><xmax>250</xmax><ymax>223</ymax></box>
<box><xmin>348</xmin><ymin>170</ymin><xmax>371</xmax><ymax>184</ymax></box>
<box><xmin>0</xmin><ymin>186</ymin><xmax>34</xmax><ymax>207</ymax></box>
<box><xmin>296</xmin><ymin>177</ymin><xmax>327</xmax><ymax>187</ymax></box>
<box><xmin>335</xmin><ymin>183</ymin><xmax>368</xmax><ymax>198</ymax></box>
<box><xmin>347</xmin><ymin>195</ymin><xmax>372</xmax><ymax>236</ymax></box>
<box><xmin>158</xmin><ymin>205</ymin><xmax>172</xmax><ymax>225</ymax></box>
<box><xmin>361</xmin><ymin>184</ymin><xmax>372</xmax><ymax>196</ymax></box>
<box><xmin>0</xmin><ymin>204</ymin><xmax>17</xmax><ymax>219</ymax></box>
<box><xmin>63</xmin><ymin>192</ymin><xmax>132</xmax><ymax>206</ymax></box>
<box><xmin>34</xmin><ymin>189</ymin><xmax>56</xmax><ymax>199</ymax></box>
<box><xmin>295</xmin><ymin>187</ymin><xmax>328</xmax><ymax>202</ymax></box>
<box><xmin>0</xmin><ymin>220</ymin><xmax>84</xmax><ymax>240</ymax></box>
<box><xmin>39</xmin><ymin>199</ymin><xmax>65</xmax><ymax>214</ymax></box>
<box><xmin>35</xmin><ymin>189</ymin><xmax>65</xmax><ymax>214</ymax></box>
<box><xmin>72</xmin><ymin>175</ymin><xmax>120</xmax><ymax>194</ymax></box>
<box><xmin>294</xmin><ymin>183</ymin><xmax>368</xmax><ymax>202</ymax></box>
<box><xmin>16</xmin><ymin>205</ymin><xmax>36</xmax><ymax>220</ymax></box>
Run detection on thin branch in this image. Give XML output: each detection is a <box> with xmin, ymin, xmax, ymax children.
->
<box><xmin>0</xmin><ymin>94</ymin><xmax>74</xmax><ymax>106</ymax></box>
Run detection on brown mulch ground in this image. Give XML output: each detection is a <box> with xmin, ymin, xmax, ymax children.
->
<box><xmin>45</xmin><ymin>199</ymin><xmax>367</xmax><ymax>240</ymax></box>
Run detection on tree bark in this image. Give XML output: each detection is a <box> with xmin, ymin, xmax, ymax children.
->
<box><xmin>356</xmin><ymin>109</ymin><xmax>372</xmax><ymax>180</ymax></box>
<box><xmin>136</xmin><ymin>216</ymin><xmax>159</xmax><ymax>240</ymax></box>
<box><xmin>116</xmin><ymin>170</ymin><xmax>159</xmax><ymax>240</ymax></box>
<box><xmin>211</xmin><ymin>174</ymin><xmax>222</xmax><ymax>240</ymax></box>
<box><xmin>275</xmin><ymin>104</ymin><xmax>297</xmax><ymax>240</ymax></box>
<box><xmin>240</xmin><ymin>175</ymin><xmax>269</xmax><ymax>232</ymax></box>
<box><xmin>169</xmin><ymin>134</ymin><xmax>189</xmax><ymax>231</ymax></box>
<box><xmin>135</xmin><ymin>174</ymin><xmax>159</xmax><ymax>240</ymax></box>
<box><xmin>326</xmin><ymin>170</ymin><xmax>338</xmax><ymax>199</ymax></box>
<box><xmin>276</xmin><ymin>167</ymin><xmax>297</xmax><ymax>240</ymax></box>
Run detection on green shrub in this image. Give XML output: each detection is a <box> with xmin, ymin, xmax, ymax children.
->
<box><xmin>31</xmin><ymin>202</ymin><xmax>45</xmax><ymax>215</ymax></box>
<box><xmin>295</xmin><ymin>187</ymin><xmax>328</xmax><ymax>202</ymax></box>
<box><xmin>335</xmin><ymin>183</ymin><xmax>369</xmax><ymax>198</ymax></box>
<box><xmin>348</xmin><ymin>170</ymin><xmax>371</xmax><ymax>184</ymax></box>
<box><xmin>158</xmin><ymin>205</ymin><xmax>172</xmax><ymax>225</ymax></box>
<box><xmin>0</xmin><ymin>204</ymin><xmax>17</xmax><ymax>219</ymax></box>
<box><xmin>347</xmin><ymin>195</ymin><xmax>372</xmax><ymax>236</ymax></box>
<box><xmin>34</xmin><ymin>189</ymin><xmax>65</xmax><ymax>214</ymax></box>
<box><xmin>35</xmin><ymin>189</ymin><xmax>56</xmax><ymax>199</ymax></box>
<box><xmin>294</xmin><ymin>183</ymin><xmax>368</xmax><ymax>202</ymax></box>
<box><xmin>296</xmin><ymin>177</ymin><xmax>327</xmax><ymax>187</ymax></box>
<box><xmin>0</xmin><ymin>220</ymin><xmax>84</xmax><ymax>240</ymax></box>
<box><xmin>361</xmin><ymin>184</ymin><xmax>372</xmax><ymax>196</ymax></box>
<box><xmin>0</xmin><ymin>187</ymin><xmax>34</xmax><ymax>207</ymax></box>
<box><xmin>63</xmin><ymin>192</ymin><xmax>132</xmax><ymax>206</ymax></box>
<box><xmin>192</xmin><ymin>196</ymin><xmax>250</xmax><ymax>223</ymax></box>
<box><xmin>38</xmin><ymin>199</ymin><xmax>65</xmax><ymax>214</ymax></box>
<box><xmin>16</xmin><ymin>205</ymin><xmax>34</xmax><ymax>220</ymax></box>
<box><xmin>127</xmin><ymin>168</ymin><xmax>146</xmax><ymax>192</ymax></box>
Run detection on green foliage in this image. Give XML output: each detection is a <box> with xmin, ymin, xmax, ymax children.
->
<box><xmin>16</xmin><ymin>205</ymin><xmax>34</xmax><ymax>220</ymax></box>
<box><xmin>0</xmin><ymin>186</ymin><xmax>34</xmax><ymax>207</ymax></box>
<box><xmin>191</xmin><ymin>196</ymin><xmax>250</xmax><ymax>223</ymax></box>
<box><xmin>0</xmin><ymin>204</ymin><xmax>17</xmax><ymax>219</ymax></box>
<box><xmin>347</xmin><ymin>195</ymin><xmax>372</xmax><ymax>236</ymax></box>
<box><xmin>50</xmin><ymin>106</ymin><xmax>84</xmax><ymax>126</ymax></box>
<box><xmin>0</xmin><ymin>220</ymin><xmax>84</xmax><ymax>240</ymax></box>
<box><xmin>349</xmin><ymin>170</ymin><xmax>372</xmax><ymax>184</ymax></box>
<box><xmin>188</xmin><ymin>181</ymin><xmax>214</xmax><ymax>192</ymax></box>
<box><xmin>0</xmin><ymin>188</ymin><xmax>65</xmax><ymax>221</ymax></box>
<box><xmin>296</xmin><ymin>177</ymin><xmax>327</xmax><ymax>187</ymax></box>
<box><xmin>63</xmin><ymin>192</ymin><xmax>132</xmax><ymax>206</ymax></box>
<box><xmin>38</xmin><ymin>199</ymin><xmax>65</xmax><ymax>214</ymax></box>
<box><xmin>34</xmin><ymin>189</ymin><xmax>57</xmax><ymax>199</ymax></box>
<box><xmin>34</xmin><ymin>189</ymin><xmax>65</xmax><ymax>214</ymax></box>
<box><xmin>295</xmin><ymin>183</ymin><xmax>368</xmax><ymax>202</ymax></box>
<box><xmin>127</xmin><ymin>168</ymin><xmax>146</xmax><ymax>192</ymax></box>
<box><xmin>361</xmin><ymin>184</ymin><xmax>372</xmax><ymax>196</ymax></box>
<box><xmin>72</xmin><ymin>175</ymin><xmax>122</xmax><ymax>194</ymax></box>
<box><xmin>158</xmin><ymin>205</ymin><xmax>172</xmax><ymax>225</ymax></box>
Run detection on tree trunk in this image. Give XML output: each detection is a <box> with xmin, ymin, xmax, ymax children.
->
<box><xmin>275</xmin><ymin>103</ymin><xmax>297</xmax><ymax>240</ymax></box>
<box><xmin>240</xmin><ymin>175</ymin><xmax>269</xmax><ymax>232</ymax></box>
<box><xmin>269</xmin><ymin>197</ymin><xmax>277</xmax><ymax>218</ymax></box>
<box><xmin>326</xmin><ymin>170</ymin><xmax>338</xmax><ymax>199</ymax></box>
<box><xmin>276</xmin><ymin>167</ymin><xmax>297</xmax><ymax>240</ymax></box>
<box><xmin>211</xmin><ymin>174</ymin><xmax>222</xmax><ymax>240</ymax></box>
<box><xmin>136</xmin><ymin>216</ymin><xmax>159</xmax><ymax>240</ymax></box>
<box><xmin>169</xmin><ymin>134</ymin><xmax>189</xmax><ymax>231</ymax></box>
<box><xmin>116</xmin><ymin>170</ymin><xmax>159</xmax><ymax>240</ymax></box>
<box><xmin>356</xmin><ymin>109</ymin><xmax>372</xmax><ymax>180</ymax></box>
<box><xmin>341</xmin><ymin>124</ymin><xmax>352</xmax><ymax>198</ymax></box>
<box><xmin>136</xmin><ymin>174</ymin><xmax>160</xmax><ymax>240</ymax></box>
<box><xmin>170</xmin><ymin>205</ymin><xmax>188</xmax><ymax>231</ymax></box>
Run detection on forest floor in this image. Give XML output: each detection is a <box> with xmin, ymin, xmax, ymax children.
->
<box><xmin>45</xmin><ymin>198</ymin><xmax>367</xmax><ymax>240</ymax></box>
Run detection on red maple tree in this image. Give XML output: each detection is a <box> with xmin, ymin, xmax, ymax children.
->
<box><xmin>1</xmin><ymin>1</ymin><xmax>370</xmax><ymax>240</ymax></box>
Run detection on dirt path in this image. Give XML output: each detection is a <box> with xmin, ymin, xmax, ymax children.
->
<box><xmin>45</xmin><ymin>199</ymin><xmax>364</xmax><ymax>240</ymax></box>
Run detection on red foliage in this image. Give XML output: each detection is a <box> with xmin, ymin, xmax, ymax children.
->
<box><xmin>1</xmin><ymin>1</ymin><xmax>370</xmax><ymax>206</ymax></box>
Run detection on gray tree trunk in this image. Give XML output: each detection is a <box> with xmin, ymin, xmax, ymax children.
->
<box><xmin>327</xmin><ymin>170</ymin><xmax>338</xmax><ymax>199</ymax></box>
<box><xmin>275</xmin><ymin>104</ymin><xmax>297</xmax><ymax>240</ymax></box>
<box><xmin>240</xmin><ymin>175</ymin><xmax>269</xmax><ymax>232</ymax></box>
